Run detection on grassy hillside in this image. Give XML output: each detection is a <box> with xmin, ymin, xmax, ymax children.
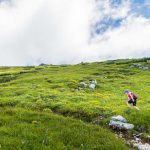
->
<box><xmin>0</xmin><ymin>58</ymin><xmax>150</xmax><ymax>149</ymax></box>
<box><xmin>0</xmin><ymin>107</ymin><xmax>129</xmax><ymax>150</ymax></box>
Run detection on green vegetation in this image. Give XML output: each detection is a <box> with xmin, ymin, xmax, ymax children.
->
<box><xmin>0</xmin><ymin>58</ymin><xmax>150</xmax><ymax>149</ymax></box>
<box><xmin>0</xmin><ymin>107</ymin><xmax>129</xmax><ymax>150</ymax></box>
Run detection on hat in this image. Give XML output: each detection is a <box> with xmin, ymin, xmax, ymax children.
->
<box><xmin>124</xmin><ymin>90</ymin><xmax>130</xmax><ymax>93</ymax></box>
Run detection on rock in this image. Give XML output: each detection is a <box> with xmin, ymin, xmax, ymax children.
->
<box><xmin>119</xmin><ymin>134</ymin><xmax>123</xmax><ymax>138</ymax></box>
<box><xmin>89</xmin><ymin>84</ymin><xmax>96</xmax><ymax>89</ymax></box>
<box><xmin>91</xmin><ymin>80</ymin><xmax>97</xmax><ymax>85</ymax></box>
<box><xmin>80</xmin><ymin>82</ymin><xmax>88</xmax><ymax>87</ymax></box>
<box><xmin>131</xmin><ymin>63</ymin><xmax>142</xmax><ymax>67</ymax></box>
<box><xmin>109</xmin><ymin>120</ymin><xmax>134</xmax><ymax>130</ymax></box>
<box><xmin>142</xmin><ymin>67</ymin><xmax>149</xmax><ymax>70</ymax></box>
<box><xmin>136</xmin><ymin>64</ymin><xmax>142</xmax><ymax>67</ymax></box>
<box><xmin>109</xmin><ymin>115</ymin><xmax>134</xmax><ymax>130</ymax></box>
<box><xmin>135</xmin><ymin>138</ymin><xmax>141</xmax><ymax>142</ymax></box>
<box><xmin>134</xmin><ymin>143</ymin><xmax>150</xmax><ymax>150</ymax></box>
<box><xmin>78</xmin><ymin>80</ymin><xmax>97</xmax><ymax>89</ymax></box>
<box><xmin>131</xmin><ymin>140</ymin><xmax>135</xmax><ymax>143</ymax></box>
<box><xmin>89</xmin><ymin>80</ymin><xmax>97</xmax><ymax>89</ymax></box>
<box><xmin>111</xmin><ymin>115</ymin><xmax>127</xmax><ymax>123</ymax></box>
<box><xmin>130</xmin><ymin>63</ymin><xmax>149</xmax><ymax>70</ymax></box>
<box><xmin>135</xmin><ymin>133</ymin><xmax>143</xmax><ymax>138</ymax></box>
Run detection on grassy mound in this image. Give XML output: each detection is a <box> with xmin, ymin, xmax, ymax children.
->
<box><xmin>0</xmin><ymin>107</ymin><xmax>129</xmax><ymax>150</ymax></box>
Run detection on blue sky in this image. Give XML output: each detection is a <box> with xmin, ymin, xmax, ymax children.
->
<box><xmin>93</xmin><ymin>0</ymin><xmax>150</xmax><ymax>36</ymax></box>
<box><xmin>0</xmin><ymin>0</ymin><xmax>150</xmax><ymax>65</ymax></box>
<box><xmin>131</xmin><ymin>0</ymin><xmax>150</xmax><ymax>17</ymax></box>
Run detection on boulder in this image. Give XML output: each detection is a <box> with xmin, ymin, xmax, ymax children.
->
<box><xmin>142</xmin><ymin>67</ymin><xmax>149</xmax><ymax>70</ymax></box>
<box><xmin>136</xmin><ymin>64</ymin><xmax>142</xmax><ymax>67</ymax></box>
<box><xmin>109</xmin><ymin>120</ymin><xmax>134</xmax><ymax>130</ymax></box>
<box><xmin>130</xmin><ymin>63</ymin><xmax>149</xmax><ymax>70</ymax></box>
<box><xmin>109</xmin><ymin>115</ymin><xmax>134</xmax><ymax>130</ymax></box>
<box><xmin>79</xmin><ymin>82</ymin><xmax>88</xmax><ymax>87</ymax></box>
<box><xmin>134</xmin><ymin>143</ymin><xmax>150</xmax><ymax>150</ymax></box>
<box><xmin>111</xmin><ymin>115</ymin><xmax>127</xmax><ymax>123</ymax></box>
<box><xmin>78</xmin><ymin>80</ymin><xmax>97</xmax><ymax>90</ymax></box>
<box><xmin>89</xmin><ymin>84</ymin><xmax>96</xmax><ymax>89</ymax></box>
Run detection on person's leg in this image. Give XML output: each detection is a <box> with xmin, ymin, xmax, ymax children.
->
<box><xmin>133</xmin><ymin>106</ymin><xmax>140</xmax><ymax>111</ymax></box>
<box><xmin>133</xmin><ymin>100</ymin><xmax>140</xmax><ymax>111</ymax></box>
<box><xmin>124</xmin><ymin>101</ymin><xmax>131</xmax><ymax>114</ymax></box>
<box><xmin>126</xmin><ymin>100</ymin><xmax>131</xmax><ymax>108</ymax></box>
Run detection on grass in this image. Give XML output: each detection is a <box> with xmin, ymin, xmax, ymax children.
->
<box><xmin>0</xmin><ymin>58</ymin><xmax>150</xmax><ymax>149</ymax></box>
<box><xmin>0</xmin><ymin>107</ymin><xmax>130</xmax><ymax>150</ymax></box>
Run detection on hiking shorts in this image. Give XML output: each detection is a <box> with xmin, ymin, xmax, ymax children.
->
<box><xmin>128</xmin><ymin>99</ymin><xmax>137</xmax><ymax>106</ymax></box>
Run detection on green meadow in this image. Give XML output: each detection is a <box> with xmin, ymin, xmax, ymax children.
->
<box><xmin>0</xmin><ymin>58</ymin><xmax>149</xmax><ymax>149</ymax></box>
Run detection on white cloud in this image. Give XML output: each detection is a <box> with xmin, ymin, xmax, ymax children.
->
<box><xmin>0</xmin><ymin>0</ymin><xmax>150</xmax><ymax>66</ymax></box>
<box><xmin>95</xmin><ymin>0</ymin><xmax>130</xmax><ymax>19</ymax></box>
<box><xmin>91</xmin><ymin>16</ymin><xmax>150</xmax><ymax>59</ymax></box>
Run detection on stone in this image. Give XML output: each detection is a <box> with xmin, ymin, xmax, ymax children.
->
<box><xmin>89</xmin><ymin>84</ymin><xmax>96</xmax><ymax>89</ymax></box>
<box><xmin>142</xmin><ymin>67</ymin><xmax>149</xmax><ymax>70</ymax></box>
<box><xmin>111</xmin><ymin>115</ymin><xmax>127</xmax><ymax>123</ymax></box>
<box><xmin>91</xmin><ymin>80</ymin><xmax>97</xmax><ymax>85</ymax></box>
<box><xmin>130</xmin><ymin>63</ymin><xmax>150</xmax><ymax>71</ymax></box>
<box><xmin>136</xmin><ymin>64</ymin><xmax>142</xmax><ymax>67</ymax></box>
<box><xmin>80</xmin><ymin>82</ymin><xmax>88</xmax><ymax>87</ymax></box>
<box><xmin>134</xmin><ymin>143</ymin><xmax>150</xmax><ymax>150</ymax></box>
<box><xmin>131</xmin><ymin>140</ymin><xmax>135</xmax><ymax>142</ymax></box>
<box><xmin>135</xmin><ymin>138</ymin><xmax>140</xmax><ymax>142</ymax></box>
<box><xmin>109</xmin><ymin>115</ymin><xmax>134</xmax><ymax>130</ymax></box>
<box><xmin>109</xmin><ymin>120</ymin><xmax>134</xmax><ymax>130</ymax></box>
<box><xmin>136</xmin><ymin>133</ymin><xmax>143</xmax><ymax>138</ymax></box>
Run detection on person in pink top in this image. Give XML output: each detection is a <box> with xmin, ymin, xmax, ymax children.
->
<box><xmin>124</xmin><ymin>90</ymin><xmax>140</xmax><ymax>111</ymax></box>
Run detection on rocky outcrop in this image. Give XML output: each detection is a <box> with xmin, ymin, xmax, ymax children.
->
<box><xmin>130</xmin><ymin>63</ymin><xmax>149</xmax><ymax>70</ymax></box>
<box><xmin>78</xmin><ymin>80</ymin><xmax>97</xmax><ymax>90</ymax></box>
<box><xmin>109</xmin><ymin>116</ymin><xmax>150</xmax><ymax>150</ymax></box>
<box><xmin>109</xmin><ymin>115</ymin><xmax>134</xmax><ymax>130</ymax></box>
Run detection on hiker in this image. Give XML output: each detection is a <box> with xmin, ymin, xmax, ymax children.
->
<box><xmin>124</xmin><ymin>90</ymin><xmax>140</xmax><ymax>111</ymax></box>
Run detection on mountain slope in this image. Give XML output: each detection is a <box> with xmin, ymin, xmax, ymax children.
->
<box><xmin>0</xmin><ymin>58</ymin><xmax>150</xmax><ymax>149</ymax></box>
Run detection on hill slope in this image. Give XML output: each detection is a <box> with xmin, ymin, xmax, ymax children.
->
<box><xmin>0</xmin><ymin>58</ymin><xmax>150</xmax><ymax>149</ymax></box>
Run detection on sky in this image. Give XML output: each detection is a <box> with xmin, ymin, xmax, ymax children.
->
<box><xmin>0</xmin><ymin>0</ymin><xmax>150</xmax><ymax>66</ymax></box>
